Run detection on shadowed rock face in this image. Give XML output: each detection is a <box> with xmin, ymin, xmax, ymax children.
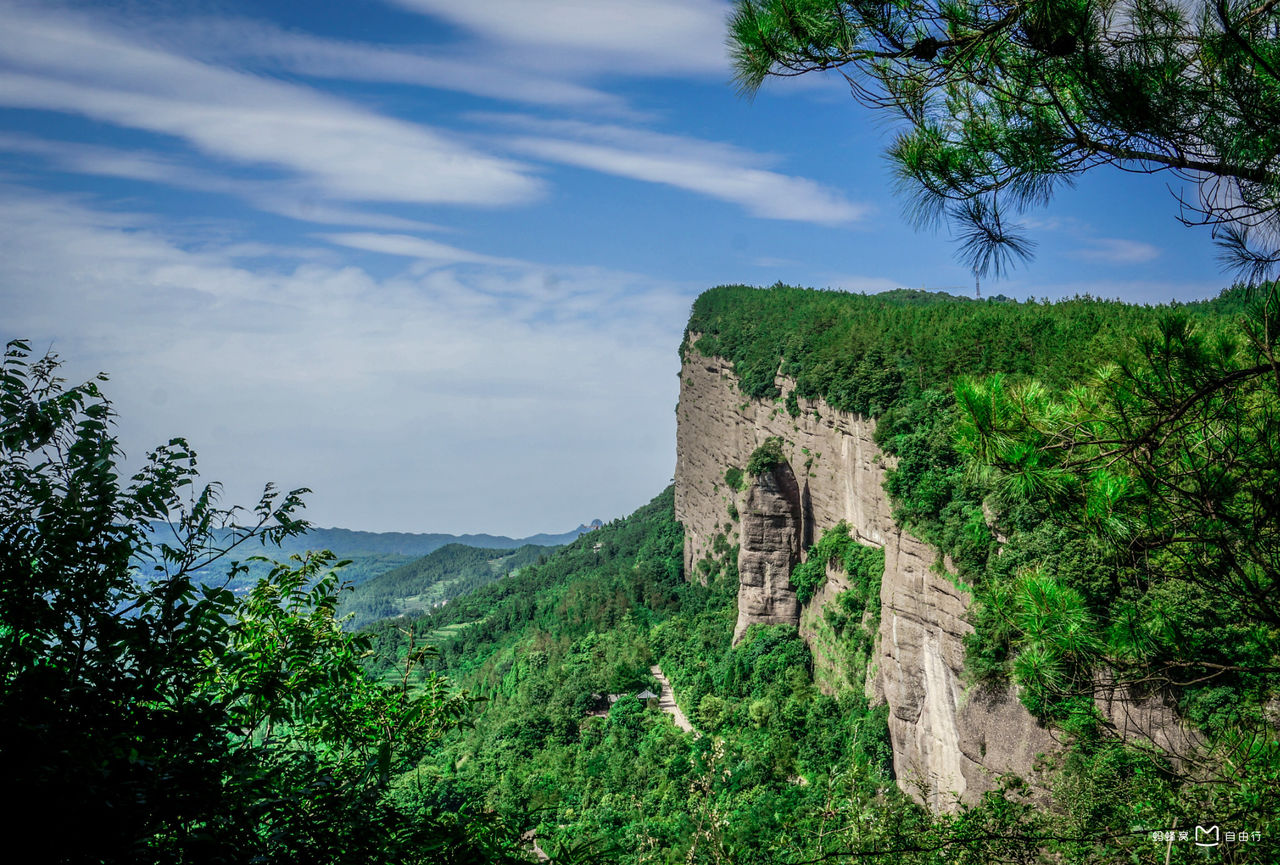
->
<box><xmin>733</xmin><ymin>462</ymin><xmax>803</xmax><ymax>643</ymax></box>
<box><xmin>675</xmin><ymin>340</ymin><xmax>1059</xmax><ymax>811</ymax></box>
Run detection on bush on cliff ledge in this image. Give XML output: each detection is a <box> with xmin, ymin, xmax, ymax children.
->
<box><xmin>746</xmin><ymin>436</ymin><xmax>786</xmax><ymax>476</ymax></box>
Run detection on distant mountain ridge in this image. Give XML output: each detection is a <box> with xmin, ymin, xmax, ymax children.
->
<box><xmin>140</xmin><ymin>521</ymin><xmax>597</xmax><ymax>595</ymax></box>
<box><xmin>146</xmin><ymin>521</ymin><xmax>596</xmax><ymax>559</ymax></box>
<box><xmin>271</xmin><ymin>523</ymin><xmax>596</xmax><ymax>556</ymax></box>
<box><xmin>338</xmin><ymin>542</ymin><xmax>553</xmax><ymax>630</ymax></box>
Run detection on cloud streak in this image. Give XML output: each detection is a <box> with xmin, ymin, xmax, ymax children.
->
<box><xmin>322</xmin><ymin>232</ymin><xmax>524</xmax><ymax>267</ymax></box>
<box><xmin>389</xmin><ymin>0</ymin><xmax>733</xmax><ymax>77</ymax></box>
<box><xmin>0</xmin><ymin>5</ymin><xmax>857</xmax><ymax>230</ymax></box>
<box><xmin>0</xmin><ymin>4</ymin><xmax>542</xmax><ymax>208</ymax></box>
<box><xmin>488</xmin><ymin>116</ymin><xmax>867</xmax><ymax>225</ymax></box>
<box><xmin>209</xmin><ymin>23</ymin><xmax>632</xmax><ymax>114</ymax></box>
<box><xmin>0</xmin><ymin>132</ymin><xmax>463</xmax><ymax>233</ymax></box>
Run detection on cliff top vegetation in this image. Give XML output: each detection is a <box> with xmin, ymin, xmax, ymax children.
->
<box><xmin>686</xmin><ymin>282</ymin><xmax>1249</xmax><ymax>416</ymax></box>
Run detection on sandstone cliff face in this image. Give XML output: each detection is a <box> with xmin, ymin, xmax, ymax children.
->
<box><xmin>674</xmin><ymin>352</ymin><xmax>894</xmax><ymax>577</ymax></box>
<box><xmin>675</xmin><ymin>343</ymin><xmax>1057</xmax><ymax>810</ymax></box>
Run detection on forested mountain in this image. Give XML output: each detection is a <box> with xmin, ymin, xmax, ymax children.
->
<box><xmin>361</xmin><ymin>281</ymin><xmax>1278</xmax><ymax>863</ymax></box>
<box><xmin>8</xmin><ymin>281</ymin><xmax>1278</xmax><ymax>863</ymax></box>
<box><xmin>681</xmin><ymin>283</ymin><xmax>1280</xmax><ymax>860</ymax></box>
<box><xmin>362</xmin><ymin>491</ymin><xmax>687</xmax><ymax>684</ymax></box>
<box><xmin>363</xmin><ymin>486</ymin><xmax>908</xmax><ymax>862</ymax></box>
<box><xmin>338</xmin><ymin>543</ymin><xmax>554</xmax><ymax>630</ymax></box>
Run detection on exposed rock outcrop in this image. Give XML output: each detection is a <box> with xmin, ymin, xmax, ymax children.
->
<box><xmin>874</xmin><ymin>528</ymin><xmax>1058</xmax><ymax>808</ymax></box>
<box><xmin>734</xmin><ymin>462</ymin><xmax>803</xmax><ymax>643</ymax></box>
<box><xmin>1094</xmin><ymin>674</ymin><xmax>1203</xmax><ymax>765</ymax></box>
<box><xmin>674</xmin><ymin>341</ymin><xmax>1058</xmax><ymax>810</ymax></box>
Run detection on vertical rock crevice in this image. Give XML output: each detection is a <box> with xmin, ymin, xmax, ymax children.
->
<box><xmin>800</xmin><ymin>479</ymin><xmax>814</xmax><ymax>551</ymax></box>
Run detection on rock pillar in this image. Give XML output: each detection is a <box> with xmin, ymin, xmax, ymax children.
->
<box><xmin>733</xmin><ymin>462</ymin><xmax>802</xmax><ymax>643</ymax></box>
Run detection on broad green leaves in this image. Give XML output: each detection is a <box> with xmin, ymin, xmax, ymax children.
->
<box><xmin>0</xmin><ymin>340</ymin><xmax>512</xmax><ymax>863</ymax></box>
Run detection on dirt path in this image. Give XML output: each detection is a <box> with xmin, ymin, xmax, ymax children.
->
<box><xmin>649</xmin><ymin>664</ymin><xmax>694</xmax><ymax>734</ymax></box>
<box><xmin>521</xmin><ymin>831</ymin><xmax>549</xmax><ymax>862</ymax></box>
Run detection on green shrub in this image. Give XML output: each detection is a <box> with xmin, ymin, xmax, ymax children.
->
<box><xmin>724</xmin><ymin>465</ymin><xmax>745</xmax><ymax>490</ymax></box>
<box><xmin>747</xmin><ymin>436</ymin><xmax>786</xmax><ymax>476</ymax></box>
<box><xmin>789</xmin><ymin>523</ymin><xmax>885</xmax><ymax>607</ymax></box>
<box><xmin>789</xmin><ymin>556</ymin><xmax>827</xmax><ymax>605</ymax></box>
<box><xmin>748</xmin><ymin>698</ymin><xmax>775</xmax><ymax>729</ymax></box>
<box><xmin>697</xmin><ymin>694</ymin><xmax>727</xmax><ymax>731</ymax></box>
<box><xmin>785</xmin><ymin>390</ymin><xmax>800</xmax><ymax>418</ymax></box>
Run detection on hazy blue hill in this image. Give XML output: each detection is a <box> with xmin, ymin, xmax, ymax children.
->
<box><xmin>269</xmin><ymin>524</ymin><xmax>590</xmax><ymax>557</ymax></box>
<box><xmin>140</xmin><ymin>521</ymin><xmax>592</xmax><ymax>596</ymax></box>
<box><xmin>522</xmin><ymin>519</ymin><xmax>602</xmax><ymax>546</ymax></box>
<box><xmin>338</xmin><ymin>542</ymin><xmax>553</xmax><ymax>630</ymax></box>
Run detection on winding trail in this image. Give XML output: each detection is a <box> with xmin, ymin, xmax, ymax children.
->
<box><xmin>649</xmin><ymin>664</ymin><xmax>695</xmax><ymax>734</ymax></box>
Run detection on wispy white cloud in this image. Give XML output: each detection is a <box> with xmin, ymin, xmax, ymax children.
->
<box><xmin>179</xmin><ymin>20</ymin><xmax>634</xmax><ymax>115</ymax></box>
<box><xmin>0</xmin><ymin>186</ymin><xmax>690</xmax><ymax>535</ymax></box>
<box><xmin>0</xmin><ymin>132</ymin><xmax>194</xmax><ymax>185</ymax></box>
<box><xmin>321</xmin><ymin>232</ymin><xmax>524</xmax><ymax>267</ymax></box>
<box><xmin>0</xmin><ymin>132</ymin><xmax>456</xmax><ymax>232</ymax></box>
<box><xmin>485</xmin><ymin>115</ymin><xmax>867</xmax><ymax>225</ymax></box>
<box><xmin>248</xmin><ymin>198</ymin><xmax>452</xmax><ymax>234</ymax></box>
<box><xmin>388</xmin><ymin>0</ymin><xmax>733</xmax><ymax>77</ymax></box>
<box><xmin>1077</xmin><ymin>237</ymin><xmax>1162</xmax><ymax>264</ymax></box>
<box><xmin>0</xmin><ymin>4</ymin><xmax>542</xmax><ymax>208</ymax></box>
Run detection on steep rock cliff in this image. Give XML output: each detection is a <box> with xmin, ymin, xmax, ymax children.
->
<box><xmin>675</xmin><ymin>344</ymin><xmax>1057</xmax><ymax>810</ymax></box>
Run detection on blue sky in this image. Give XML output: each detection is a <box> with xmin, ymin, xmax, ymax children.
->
<box><xmin>1</xmin><ymin>0</ymin><xmax>1231</xmax><ymax>535</ymax></box>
